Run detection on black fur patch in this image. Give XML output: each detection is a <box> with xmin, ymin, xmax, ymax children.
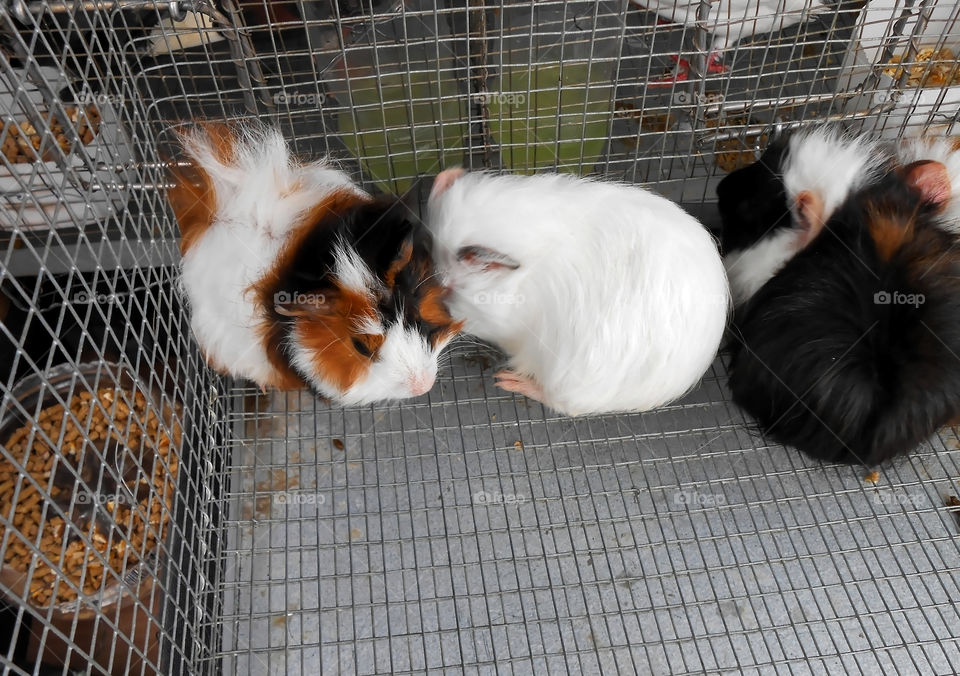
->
<box><xmin>717</xmin><ymin>136</ymin><xmax>791</xmax><ymax>255</ymax></box>
<box><xmin>268</xmin><ymin>196</ymin><xmax>451</xmax><ymax>345</ymax></box>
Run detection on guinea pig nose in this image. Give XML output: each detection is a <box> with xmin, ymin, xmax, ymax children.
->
<box><xmin>409</xmin><ymin>373</ymin><xmax>434</xmax><ymax>396</ymax></box>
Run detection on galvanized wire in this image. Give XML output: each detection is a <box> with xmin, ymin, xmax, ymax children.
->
<box><xmin>0</xmin><ymin>0</ymin><xmax>958</xmax><ymax>674</ymax></box>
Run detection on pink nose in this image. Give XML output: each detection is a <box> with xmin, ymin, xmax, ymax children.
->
<box><xmin>409</xmin><ymin>374</ymin><xmax>434</xmax><ymax>396</ymax></box>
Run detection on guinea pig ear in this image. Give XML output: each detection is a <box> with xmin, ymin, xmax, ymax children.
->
<box><xmin>430</xmin><ymin>168</ymin><xmax>466</xmax><ymax>200</ymax></box>
<box><xmin>456</xmin><ymin>245</ymin><xmax>520</xmax><ymax>272</ymax></box>
<box><xmin>903</xmin><ymin>160</ymin><xmax>951</xmax><ymax>208</ymax></box>
<box><xmin>792</xmin><ymin>190</ymin><xmax>827</xmax><ymax>249</ymax></box>
<box><xmin>273</xmin><ymin>289</ymin><xmax>337</xmax><ymax>318</ymax></box>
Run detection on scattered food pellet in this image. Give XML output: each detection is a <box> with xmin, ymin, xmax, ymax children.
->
<box><xmin>332</xmin><ymin>438</ymin><xmax>345</xmax><ymax>451</ymax></box>
<box><xmin>883</xmin><ymin>47</ymin><xmax>960</xmax><ymax>88</ymax></box>
<box><xmin>946</xmin><ymin>495</ymin><xmax>960</xmax><ymax>507</ymax></box>
<box><xmin>864</xmin><ymin>471</ymin><xmax>880</xmax><ymax>484</ymax></box>
<box><xmin>513</xmin><ymin>440</ymin><xmax>523</xmax><ymax>450</ymax></box>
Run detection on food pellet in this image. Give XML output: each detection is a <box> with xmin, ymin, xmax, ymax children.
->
<box><xmin>0</xmin><ymin>385</ymin><xmax>178</xmax><ymax>606</ymax></box>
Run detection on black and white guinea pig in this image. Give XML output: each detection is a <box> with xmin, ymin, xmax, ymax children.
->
<box><xmin>167</xmin><ymin>123</ymin><xmax>461</xmax><ymax>404</ymax></box>
<box><xmin>718</xmin><ymin>125</ymin><xmax>891</xmax><ymax>306</ymax></box>
<box><xmin>719</xmin><ymin>131</ymin><xmax>960</xmax><ymax>465</ymax></box>
<box><xmin>425</xmin><ymin>168</ymin><xmax>729</xmax><ymax>416</ymax></box>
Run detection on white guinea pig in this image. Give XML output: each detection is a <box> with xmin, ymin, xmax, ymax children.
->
<box><xmin>426</xmin><ymin>169</ymin><xmax>730</xmax><ymax>416</ymax></box>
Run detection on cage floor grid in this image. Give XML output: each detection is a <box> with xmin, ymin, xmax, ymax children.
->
<box><xmin>216</xmin><ymin>345</ymin><xmax>960</xmax><ymax>675</ymax></box>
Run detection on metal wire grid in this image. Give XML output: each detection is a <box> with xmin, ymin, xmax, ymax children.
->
<box><xmin>0</xmin><ymin>3</ymin><xmax>224</xmax><ymax>672</ymax></box>
<box><xmin>0</xmin><ymin>0</ymin><xmax>957</xmax><ymax>674</ymax></box>
<box><xmin>217</xmin><ymin>351</ymin><xmax>960</xmax><ymax>674</ymax></box>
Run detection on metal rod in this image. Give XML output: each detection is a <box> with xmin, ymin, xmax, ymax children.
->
<box><xmin>217</xmin><ymin>0</ymin><xmax>273</xmax><ymax>114</ymax></box>
<box><xmin>696</xmin><ymin>105</ymin><xmax>898</xmax><ymax>145</ymax></box>
<box><xmin>8</xmin><ymin>0</ymin><xmax>185</xmax><ymax>21</ymax></box>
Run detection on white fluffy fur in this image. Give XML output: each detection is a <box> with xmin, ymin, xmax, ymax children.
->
<box><xmin>724</xmin><ymin>227</ymin><xmax>799</xmax><ymax>306</ymax></box>
<box><xmin>427</xmin><ymin>172</ymin><xmax>730</xmax><ymax>416</ymax></box>
<box><xmin>895</xmin><ymin>136</ymin><xmax>960</xmax><ymax>234</ymax></box>
<box><xmin>726</xmin><ymin>126</ymin><xmax>889</xmax><ymax>307</ymax></box>
<box><xmin>782</xmin><ymin>127</ymin><xmax>887</xmax><ymax>225</ymax></box>
<box><xmin>177</xmin><ymin>125</ymin><xmax>444</xmax><ymax>403</ymax></box>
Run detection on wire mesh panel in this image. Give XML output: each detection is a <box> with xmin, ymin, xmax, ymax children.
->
<box><xmin>0</xmin><ymin>0</ymin><xmax>959</xmax><ymax>674</ymax></box>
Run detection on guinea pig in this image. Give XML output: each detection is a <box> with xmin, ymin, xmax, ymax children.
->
<box><xmin>167</xmin><ymin>123</ymin><xmax>460</xmax><ymax>404</ymax></box>
<box><xmin>425</xmin><ymin>168</ymin><xmax>729</xmax><ymax>416</ymax></box>
<box><xmin>722</xmin><ymin>152</ymin><xmax>960</xmax><ymax>465</ymax></box>
<box><xmin>718</xmin><ymin>126</ymin><xmax>890</xmax><ymax>306</ymax></box>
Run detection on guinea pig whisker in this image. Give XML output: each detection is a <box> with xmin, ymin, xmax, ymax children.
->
<box><xmin>414</xmin><ymin>271</ymin><xmax>442</xmax><ymax>291</ymax></box>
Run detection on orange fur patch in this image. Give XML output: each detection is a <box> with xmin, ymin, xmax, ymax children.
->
<box><xmin>296</xmin><ymin>284</ymin><xmax>380</xmax><ymax>392</ymax></box>
<box><xmin>385</xmin><ymin>241</ymin><xmax>414</xmax><ymax>289</ymax></box>
<box><xmin>431</xmin><ymin>320</ymin><xmax>464</xmax><ymax>348</ymax></box>
<box><xmin>168</xmin><ymin>123</ymin><xmax>237</xmax><ymax>255</ymax></box>
<box><xmin>418</xmin><ymin>287</ymin><xmax>462</xmax><ymax>347</ymax></box>
<box><xmin>168</xmin><ymin>161</ymin><xmax>217</xmax><ymax>256</ymax></box>
<box><xmin>419</xmin><ymin>287</ymin><xmax>453</xmax><ymax>325</ymax></box>
<box><xmin>868</xmin><ymin>207</ymin><xmax>916</xmax><ymax>262</ymax></box>
<box><xmin>950</xmin><ymin>137</ymin><xmax>960</xmax><ymax>152</ymax></box>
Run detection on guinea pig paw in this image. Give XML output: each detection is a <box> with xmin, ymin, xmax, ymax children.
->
<box><xmin>494</xmin><ymin>370</ymin><xmax>544</xmax><ymax>403</ymax></box>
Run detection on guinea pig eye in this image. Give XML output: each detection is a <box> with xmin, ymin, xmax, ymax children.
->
<box><xmin>352</xmin><ymin>337</ymin><xmax>372</xmax><ymax>357</ymax></box>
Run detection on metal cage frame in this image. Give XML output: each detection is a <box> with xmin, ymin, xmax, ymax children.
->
<box><xmin>0</xmin><ymin>0</ymin><xmax>958</xmax><ymax>674</ymax></box>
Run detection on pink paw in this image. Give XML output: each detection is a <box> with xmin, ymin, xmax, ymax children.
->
<box><xmin>494</xmin><ymin>370</ymin><xmax>545</xmax><ymax>404</ymax></box>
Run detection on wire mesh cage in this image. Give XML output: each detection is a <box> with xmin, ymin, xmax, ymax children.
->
<box><xmin>0</xmin><ymin>0</ymin><xmax>959</xmax><ymax>674</ymax></box>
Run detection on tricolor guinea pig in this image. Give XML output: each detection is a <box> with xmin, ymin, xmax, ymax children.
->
<box><xmin>719</xmin><ymin>129</ymin><xmax>960</xmax><ymax>465</ymax></box>
<box><xmin>167</xmin><ymin>123</ymin><xmax>460</xmax><ymax>404</ymax></box>
<box><xmin>425</xmin><ymin>168</ymin><xmax>729</xmax><ymax>416</ymax></box>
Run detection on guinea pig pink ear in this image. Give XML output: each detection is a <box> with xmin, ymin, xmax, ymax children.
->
<box><xmin>430</xmin><ymin>168</ymin><xmax>466</xmax><ymax>200</ymax></box>
<box><xmin>793</xmin><ymin>190</ymin><xmax>827</xmax><ymax>250</ymax></box>
<box><xmin>904</xmin><ymin>160</ymin><xmax>951</xmax><ymax>208</ymax></box>
<box><xmin>274</xmin><ymin>289</ymin><xmax>336</xmax><ymax>318</ymax></box>
<box><xmin>456</xmin><ymin>245</ymin><xmax>520</xmax><ymax>272</ymax></box>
